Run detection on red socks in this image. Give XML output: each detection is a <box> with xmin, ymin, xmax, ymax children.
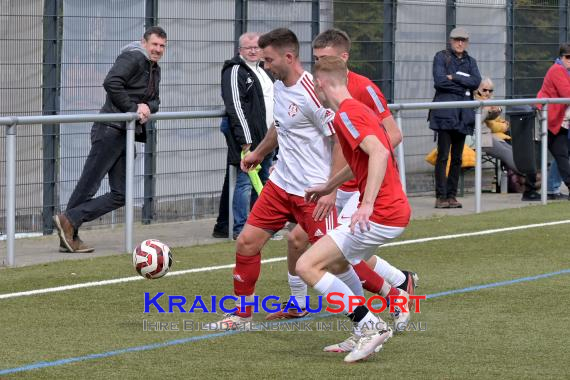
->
<box><xmin>233</xmin><ymin>252</ymin><xmax>261</xmax><ymax>317</ymax></box>
<box><xmin>352</xmin><ymin>260</ymin><xmax>385</xmax><ymax>294</ymax></box>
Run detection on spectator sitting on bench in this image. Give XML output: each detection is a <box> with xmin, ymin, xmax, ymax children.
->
<box><xmin>474</xmin><ymin>77</ymin><xmax>540</xmax><ymax>201</ymax></box>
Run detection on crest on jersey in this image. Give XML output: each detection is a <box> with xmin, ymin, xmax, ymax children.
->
<box><xmin>288</xmin><ymin>103</ymin><xmax>299</xmax><ymax>117</ymax></box>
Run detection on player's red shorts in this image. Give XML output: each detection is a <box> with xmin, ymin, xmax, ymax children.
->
<box><xmin>248</xmin><ymin>180</ymin><xmax>338</xmax><ymax>243</ymax></box>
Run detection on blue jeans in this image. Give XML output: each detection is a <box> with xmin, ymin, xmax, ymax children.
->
<box><xmin>548</xmin><ymin>160</ymin><xmax>562</xmax><ymax>194</ymax></box>
<box><xmin>233</xmin><ymin>151</ymin><xmax>273</xmax><ymax>236</ymax></box>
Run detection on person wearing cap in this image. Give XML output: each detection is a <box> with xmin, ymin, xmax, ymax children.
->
<box><xmin>429</xmin><ymin>27</ymin><xmax>481</xmax><ymax>209</ymax></box>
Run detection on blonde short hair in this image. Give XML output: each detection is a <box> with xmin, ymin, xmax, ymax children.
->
<box><xmin>313</xmin><ymin>55</ymin><xmax>347</xmax><ymax>84</ymax></box>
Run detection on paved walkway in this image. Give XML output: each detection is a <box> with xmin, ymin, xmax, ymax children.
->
<box><xmin>1</xmin><ymin>193</ymin><xmax>541</xmax><ymax>267</ymax></box>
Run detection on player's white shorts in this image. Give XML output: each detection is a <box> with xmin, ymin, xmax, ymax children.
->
<box><xmin>335</xmin><ymin>189</ymin><xmax>359</xmax><ymax>213</ymax></box>
<box><xmin>328</xmin><ymin>222</ymin><xmax>405</xmax><ymax>264</ymax></box>
<box><xmin>337</xmin><ymin>191</ymin><xmax>360</xmax><ymax>225</ymax></box>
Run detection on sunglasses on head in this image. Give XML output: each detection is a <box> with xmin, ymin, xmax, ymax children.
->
<box><xmin>481</xmin><ymin>88</ymin><xmax>494</xmax><ymax>93</ymax></box>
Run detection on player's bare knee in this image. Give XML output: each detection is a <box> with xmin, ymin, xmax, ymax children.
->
<box><xmin>328</xmin><ymin>260</ymin><xmax>350</xmax><ymax>275</ymax></box>
<box><xmin>295</xmin><ymin>255</ymin><xmax>312</xmax><ymax>279</ymax></box>
<box><xmin>235</xmin><ymin>233</ymin><xmax>260</xmax><ymax>255</ymax></box>
<box><xmin>287</xmin><ymin>229</ymin><xmax>308</xmax><ymax>251</ymax></box>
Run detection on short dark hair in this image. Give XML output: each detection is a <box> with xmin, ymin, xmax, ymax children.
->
<box><xmin>258</xmin><ymin>28</ymin><xmax>299</xmax><ymax>57</ymax></box>
<box><xmin>312</xmin><ymin>28</ymin><xmax>351</xmax><ymax>53</ymax></box>
<box><xmin>144</xmin><ymin>26</ymin><xmax>167</xmax><ymax>41</ymax></box>
<box><xmin>560</xmin><ymin>43</ymin><xmax>570</xmax><ymax>57</ymax></box>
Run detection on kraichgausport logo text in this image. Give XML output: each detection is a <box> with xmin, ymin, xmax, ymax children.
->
<box><xmin>144</xmin><ymin>292</ymin><xmax>426</xmax><ymax>314</ymax></box>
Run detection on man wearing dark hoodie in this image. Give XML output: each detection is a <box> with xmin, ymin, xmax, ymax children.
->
<box><xmin>53</xmin><ymin>26</ymin><xmax>167</xmax><ymax>253</ymax></box>
<box><xmin>214</xmin><ymin>32</ymin><xmax>275</xmax><ymax>240</ymax></box>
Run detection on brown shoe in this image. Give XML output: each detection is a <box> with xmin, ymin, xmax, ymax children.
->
<box><xmin>73</xmin><ymin>236</ymin><xmax>95</xmax><ymax>253</ymax></box>
<box><xmin>447</xmin><ymin>197</ymin><xmax>463</xmax><ymax>208</ymax></box>
<box><xmin>59</xmin><ymin>236</ymin><xmax>94</xmax><ymax>253</ymax></box>
<box><xmin>53</xmin><ymin>214</ymin><xmax>75</xmax><ymax>252</ymax></box>
<box><xmin>58</xmin><ymin>239</ymin><xmax>71</xmax><ymax>252</ymax></box>
<box><xmin>435</xmin><ymin>198</ymin><xmax>449</xmax><ymax>208</ymax></box>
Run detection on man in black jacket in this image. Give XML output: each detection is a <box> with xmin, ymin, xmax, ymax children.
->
<box><xmin>213</xmin><ymin>32</ymin><xmax>274</xmax><ymax>239</ymax></box>
<box><xmin>429</xmin><ymin>27</ymin><xmax>481</xmax><ymax>209</ymax></box>
<box><xmin>53</xmin><ymin>26</ymin><xmax>167</xmax><ymax>253</ymax></box>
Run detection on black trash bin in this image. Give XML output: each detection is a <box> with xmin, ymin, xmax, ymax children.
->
<box><xmin>507</xmin><ymin>105</ymin><xmax>538</xmax><ymax>174</ymax></box>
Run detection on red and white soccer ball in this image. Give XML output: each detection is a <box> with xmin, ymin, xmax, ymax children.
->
<box><xmin>132</xmin><ymin>239</ymin><xmax>173</xmax><ymax>279</ymax></box>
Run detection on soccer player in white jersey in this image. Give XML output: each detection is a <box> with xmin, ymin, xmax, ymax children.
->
<box><xmin>268</xmin><ymin>29</ymin><xmax>417</xmax><ymax>330</ymax></box>
<box><xmin>212</xmin><ymin>28</ymin><xmax>350</xmax><ymax>329</ymax></box>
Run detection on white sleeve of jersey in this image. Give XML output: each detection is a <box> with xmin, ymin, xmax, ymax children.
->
<box><xmin>310</xmin><ymin>105</ymin><xmax>335</xmax><ymax>137</ymax></box>
<box><xmin>298</xmin><ymin>74</ymin><xmax>335</xmax><ymax>136</ymax></box>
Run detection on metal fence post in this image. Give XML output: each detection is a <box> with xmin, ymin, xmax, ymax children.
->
<box><xmin>311</xmin><ymin>0</ymin><xmax>320</xmax><ymax>44</ymax></box>
<box><xmin>234</xmin><ymin>0</ymin><xmax>247</xmax><ymax>51</ymax></box>
<box><xmin>228</xmin><ymin>164</ymin><xmax>236</xmax><ymax>240</ymax></box>
<box><xmin>142</xmin><ymin>0</ymin><xmax>158</xmax><ymax>226</ymax></box>
<box><xmin>125</xmin><ymin>118</ymin><xmax>136</xmax><ymax>253</ymax></box>
<box><xmin>5</xmin><ymin>123</ymin><xmax>17</xmax><ymax>267</ymax></box>
<box><xmin>42</xmin><ymin>0</ymin><xmax>62</xmax><ymax>235</ymax></box>
<box><xmin>541</xmin><ymin>104</ymin><xmax>548</xmax><ymax>204</ymax></box>
<box><xmin>142</xmin><ymin>121</ymin><xmax>156</xmax><ymax>225</ymax></box>
<box><xmin>394</xmin><ymin>109</ymin><xmax>407</xmax><ymax>193</ymax></box>
<box><xmin>506</xmin><ymin>0</ymin><xmax>514</xmax><ymax>99</ymax></box>
<box><xmin>474</xmin><ymin>106</ymin><xmax>482</xmax><ymax>214</ymax></box>
<box><xmin>383</xmin><ymin>0</ymin><xmax>396</xmax><ymax>102</ymax></box>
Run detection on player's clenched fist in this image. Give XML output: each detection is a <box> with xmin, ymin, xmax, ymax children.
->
<box><xmin>240</xmin><ymin>150</ymin><xmax>262</xmax><ymax>172</ymax></box>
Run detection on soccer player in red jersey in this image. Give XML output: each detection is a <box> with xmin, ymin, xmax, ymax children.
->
<box><xmin>295</xmin><ymin>55</ymin><xmax>412</xmax><ymax>362</ymax></box>
<box><xmin>270</xmin><ymin>29</ymin><xmax>417</xmax><ymax>327</ymax></box>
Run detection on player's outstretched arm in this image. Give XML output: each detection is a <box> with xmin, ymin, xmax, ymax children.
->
<box><xmin>350</xmin><ymin>135</ymin><xmax>389</xmax><ymax>234</ymax></box>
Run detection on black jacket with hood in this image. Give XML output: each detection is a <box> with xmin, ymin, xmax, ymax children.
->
<box><xmin>100</xmin><ymin>41</ymin><xmax>161</xmax><ymax>142</ymax></box>
<box><xmin>221</xmin><ymin>55</ymin><xmax>273</xmax><ymax>165</ymax></box>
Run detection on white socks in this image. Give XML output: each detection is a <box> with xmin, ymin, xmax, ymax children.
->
<box><xmin>288</xmin><ymin>273</ymin><xmax>307</xmax><ymax>309</ymax></box>
<box><xmin>373</xmin><ymin>256</ymin><xmax>406</xmax><ymax>288</ymax></box>
<box><xmin>337</xmin><ymin>266</ymin><xmax>365</xmax><ymax>297</ymax></box>
<box><xmin>313</xmin><ymin>272</ymin><xmax>355</xmax><ymax>314</ymax></box>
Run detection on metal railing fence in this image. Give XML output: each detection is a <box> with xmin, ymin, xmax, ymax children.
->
<box><xmin>3</xmin><ymin>97</ymin><xmax>570</xmax><ymax>267</ymax></box>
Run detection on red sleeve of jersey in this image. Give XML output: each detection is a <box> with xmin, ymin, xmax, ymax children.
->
<box><xmin>358</xmin><ymin>82</ymin><xmax>391</xmax><ymax>120</ymax></box>
<box><xmin>336</xmin><ymin>102</ymin><xmax>380</xmax><ymax>151</ymax></box>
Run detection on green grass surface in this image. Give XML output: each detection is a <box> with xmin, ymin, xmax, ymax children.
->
<box><xmin>1</xmin><ymin>203</ymin><xmax>569</xmax><ymax>379</ymax></box>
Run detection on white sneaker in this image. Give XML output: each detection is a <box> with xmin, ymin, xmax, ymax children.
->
<box><xmin>390</xmin><ymin>290</ymin><xmax>410</xmax><ymax>332</ymax></box>
<box><xmin>343</xmin><ymin>328</ymin><xmax>393</xmax><ymax>363</ymax></box>
<box><xmin>209</xmin><ymin>313</ymin><xmax>252</xmax><ymax>331</ymax></box>
<box><xmin>324</xmin><ymin>329</ymin><xmax>392</xmax><ymax>353</ymax></box>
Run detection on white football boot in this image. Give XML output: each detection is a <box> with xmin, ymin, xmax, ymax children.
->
<box><xmin>343</xmin><ymin>327</ymin><xmax>393</xmax><ymax>363</ymax></box>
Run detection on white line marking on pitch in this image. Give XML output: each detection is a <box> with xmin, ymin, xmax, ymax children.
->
<box><xmin>1</xmin><ymin>220</ymin><xmax>569</xmax><ymax>300</ymax></box>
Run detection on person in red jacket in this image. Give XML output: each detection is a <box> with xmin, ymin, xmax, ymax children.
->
<box><xmin>537</xmin><ymin>43</ymin><xmax>570</xmax><ymax>198</ymax></box>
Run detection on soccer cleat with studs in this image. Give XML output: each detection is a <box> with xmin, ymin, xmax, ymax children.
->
<box><xmin>265</xmin><ymin>301</ymin><xmax>309</xmax><ymax>320</ymax></box>
<box><xmin>209</xmin><ymin>313</ymin><xmax>252</xmax><ymax>331</ymax></box>
<box><xmin>390</xmin><ymin>290</ymin><xmax>411</xmax><ymax>332</ymax></box>
<box><xmin>324</xmin><ymin>328</ymin><xmax>393</xmax><ymax>353</ymax></box>
<box><xmin>399</xmin><ymin>270</ymin><xmax>419</xmax><ymax>311</ymax></box>
<box><xmin>343</xmin><ymin>327</ymin><xmax>393</xmax><ymax>363</ymax></box>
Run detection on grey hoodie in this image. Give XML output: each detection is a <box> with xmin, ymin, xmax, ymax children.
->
<box><xmin>120</xmin><ymin>41</ymin><xmax>150</xmax><ymax>60</ymax></box>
